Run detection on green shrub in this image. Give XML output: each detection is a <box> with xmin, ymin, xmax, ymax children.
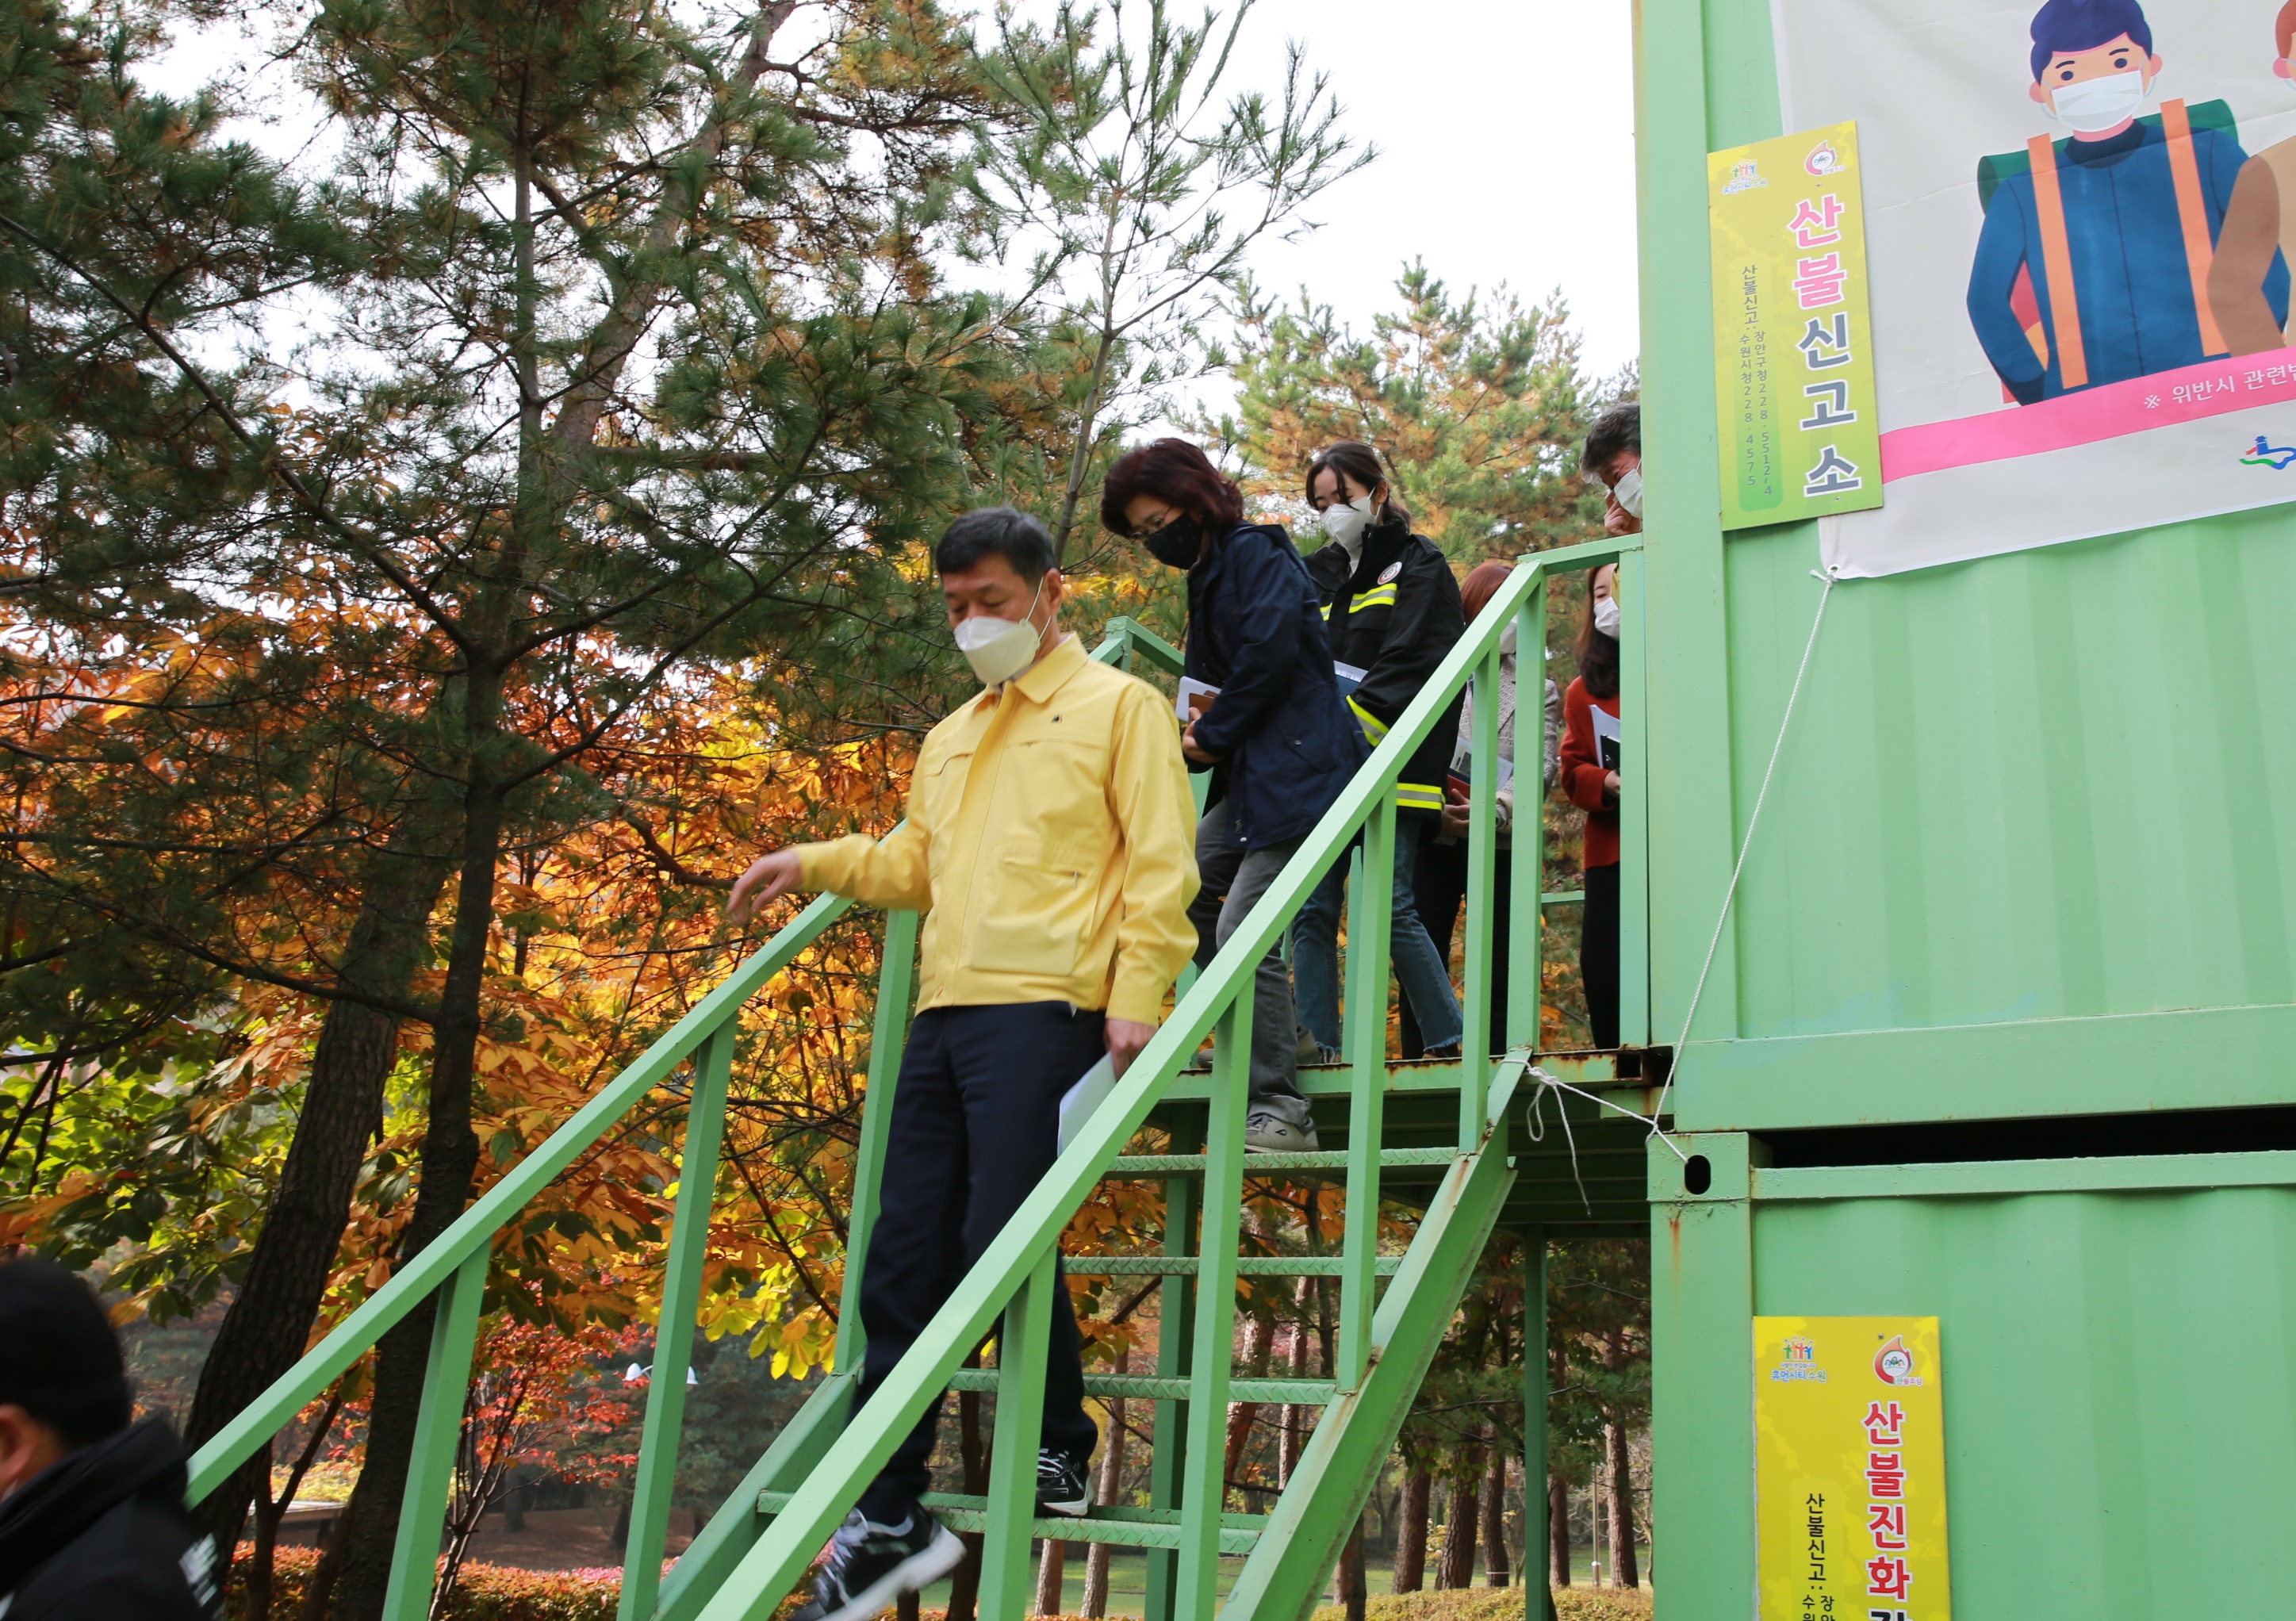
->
<box><xmin>236</xmin><ymin>1549</ymin><xmax>1654</xmax><ymax>1621</ymax></box>
<box><xmin>231</xmin><ymin>1547</ymin><xmax>621</xmax><ymax>1621</ymax></box>
<box><xmin>1309</xmin><ymin>1587</ymin><xmax>1657</xmax><ymax>1621</ymax></box>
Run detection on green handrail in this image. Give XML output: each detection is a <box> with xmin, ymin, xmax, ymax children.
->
<box><xmin>184</xmin><ymin>619</ymin><xmax>1186</xmax><ymax>1621</ymax></box>
<box><xmin>688</xmin><ymin>536</ymin><xmax>1636</xmax><ymax>1621</ymax></box>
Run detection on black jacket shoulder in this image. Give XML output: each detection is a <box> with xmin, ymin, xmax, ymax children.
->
<box><xmin>0</xmin><ymin>1423</ymin><xmax>220</xmax><ymax>1621</ymax></box>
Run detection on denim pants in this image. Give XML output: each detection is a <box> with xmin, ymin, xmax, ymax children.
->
<box><xmin>1187</xmin><ymin>801</ymin><xmax>1316</xmax><ymax>1131</ymax></box>
<box><xmin>1291</xmin><ymin>811</ymin><xmax>1465</xmax><ymax>1054</ymax></box>
<box><xmin>1402</xmin><ymin>836</ymin><xmax>1512</xmax><ymax>1058</ymax></box>
<box><xmin>853</xmin><ymin>1003</ymin><xmax>1102</xmax><ymax>1521</ymax></box>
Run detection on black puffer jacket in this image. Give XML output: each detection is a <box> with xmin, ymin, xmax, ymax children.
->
<box><xmin>1305</xmin><ymin>515</ymin><xmax>1465</xmax><ymax>816</ymax></box>
<box><xmin>0</xmin><ymin>1420</ymin><xmax>220</xmax><ymax>1621</ymax></box>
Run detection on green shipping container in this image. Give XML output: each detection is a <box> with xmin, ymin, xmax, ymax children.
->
<box><xmin>1634</xmin><ymin>1</ymin><xmax>2296</xmax><ymax>1618</ymax></box>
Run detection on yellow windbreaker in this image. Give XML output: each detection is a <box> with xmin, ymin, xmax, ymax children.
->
<box><xmin>796</xmin><ymin>634</ymin><xmax>1199</xmax><ymax>1025</ymax></box>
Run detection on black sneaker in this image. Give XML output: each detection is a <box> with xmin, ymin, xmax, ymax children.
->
<box><xmin>1037</xmin><ymin>1447</ymin><xmax>1092</xmax><ymax>1517</ymax></box>
<box><xmin>788</xmin><ymin>1507</ymin><xmax>965</xmax><ymax>1621</ymax></box>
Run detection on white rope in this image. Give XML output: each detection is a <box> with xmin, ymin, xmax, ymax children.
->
<box><xmin>1646</xmin><ymin>566</ymin><xmax>1841</xmax><ymax>1140</ymax></box>
<box><xmin>1522</xmin><ymin>1064</ymin><xmax>1685</xmax><ymax>1213</ymax></box>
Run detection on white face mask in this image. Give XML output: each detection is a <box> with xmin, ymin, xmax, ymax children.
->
<box><xmin>1593</xmin><ymin>593</ymin><xmax>1621</xmax><ymax>639</ymax></box>
<box><xmin>1319</xmin><ymin>493</ymin><xmax>1376</xmax><ymax>555</ymax></box>
<box><xmin>952</xmin><ymin>577</ymin><xmax>1047</xmax><ymax>687</ymax></box>
<box><xmin>1498</xmin><ymin>619</ymin><xmax>1519</xmax><ymax>657</ymax></box>
<box><xmin>2047</xmin><ymin>68</ymin><xmax>2149</xmax><ymax>134</ymax></box>
<box><xmin>1611</xmin><ymin>467</ymin><xmax>1644</xmax><ymax>519</ymax></box>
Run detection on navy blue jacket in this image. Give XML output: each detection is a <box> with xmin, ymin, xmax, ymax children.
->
<box><xmin>1183</xmin><ymin>523</ymin><xmax>1366</xmax><ymax>848</ymax></box>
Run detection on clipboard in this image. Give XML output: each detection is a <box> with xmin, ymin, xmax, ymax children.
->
<box><xmin>1591</xmin><ymin>705</ymin><xmax>1623</xmax><ymax>775</ymax></box>
<box><xmin>1057</xmin><ymin>1056</ymin><xmax>1119</xmax><ymax>1155</ymax></box>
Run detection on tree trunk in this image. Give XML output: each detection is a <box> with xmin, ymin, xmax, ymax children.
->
<box><xmin>1391</xmin><ymin>1466</ymin><xmax>1431</xmax><ymax>1593</ymax></box>
<box><xmin>331</xmin><ymin>768</ymin><xmax>511</xmax><ymax>1621</ymax></box>
<box><xmin>1279</xmin><ymin>1309</ymin><xmax>1310</xmax><ymax>1482</ymax></box>
<box><xmin>296</xmin><ymin>1490</ymin><xmax>357</xmax><ymax>1621</ymax></box>
<box><xmin>1483</xmin><ymin>1446</ymin><xmax>1511</xmax><ymax>1587</ymax></box>
<box><xmin>1548</xmin><ymin>1474</ymin><xmax>1571</xmax><ymax>1588</ymax></box>
<box><xmin>1606</xmin><ymin>1421</ymin><xmax>1639</xmax><ymax>1588</ymax></box>
<box><xmin>1033</xmin><ymin>1537</ymin><xmax>1066</xmax><ymax>1615</ymax></box>
<box><xmin>183</xmin><ymin>829</ymin><xmax>449</xmax><ymax>1562</ymax></box>
<box><xmin>1222</xmin><ymin>1309</ymin><xmax>1271</xmax><ymax>1497</ymax></box>
<box><xmin>944</xmin><ymin>1362</ymin><xmax>990</xmax><ymax>1621</ymax></box>
<box><xmin>1080</xmin><ymin>1351</ymin><xmax>1129</xmax><ymax>1618</ymax></box>
<box><xmin>244</xmin><ymin>1470</ymin><xmax>280</xmax><ymax>1621</ymax></box>
<box><xmin>1337</xmin><ymin>1516</ymin><xmax>1367</xmax><ymax>1621</ymax></box>
<box><xmin>1438</xmin><ymin>1454</ymin><xmax>1482</xmax><ymax>1590</ymax></box>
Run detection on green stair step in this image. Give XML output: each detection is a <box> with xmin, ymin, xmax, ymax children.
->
<box><xmin>1105</xmin><ymin>1147</ymin><xmax>1455</xmax><ymax>1177</ymax></box>
<box><xmin>1063</xmin><ymin>1255</ymin><xmax>1401</xmax><ymax>1278</ymax></box>
<box><xmin>753</xmin><ymin>1491</ymin><xmax>1263</xmax><ymax>1553</ymax></box>
<box><xmin>941</xmin><ymin>1369</ymin><xmax>1339</xmax><ymax>1404</ymax></box>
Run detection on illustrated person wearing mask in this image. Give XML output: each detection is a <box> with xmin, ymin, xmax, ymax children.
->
<box><xmin>1101</xmin><ymin>439</ymin><xmax>1365</xmax><ymax>1153</ymax></box>
<box><xmin>1292</xmin><ymin>442</ymin><xmax>1467</xmax><ymax>1063</ymax></box>
<box><xmin>1583</xmin><ymin>401</ymin><xmax>1642</xmax><ymax>537</ymax></box>
<box><xmin>1402</xmin><ymin>559</ymin><xmax>1561</xmax><ymax>1059</ymax></box>
<box><xmin>1558</xmin><ymin>561</ymin><xmax>1626</xmax><ymax>1050</ymax></box>
<box><xmin>2206</xmin><ymin>1</ymin><xmax>2296</xmax><ymax>354</ymax></box>
<box><xmin>1966</xmin><ymin>0</ymin><xmax>2275</xmax><ymax>402</ymax></box>
<box><xmin>0</xmin><ymin>1257</ymin><xmax>222</xmax><ymax>1621</ymax></box>
<box><xmin>728</xmin><ymin>506</ymin><xmax>1198</xmax><ymax>1621</ymax></box>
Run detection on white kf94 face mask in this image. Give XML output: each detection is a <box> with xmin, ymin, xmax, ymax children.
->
<box><xmin>1611</xmin><ymin>467</ymin><xmax>1644</xmax><ymax>519</ymax></box>
<box><xmin>953</xmin><ymin>578</ymin><xmax>1045</xmax><ymax>687</ymax></box>
<box><xmin>1319</xmin><ymin>494</ymin><xmax>1376</xmax><ymax>554</ymax></box>
<box><xmin>1593</xmin><ymin>593</ymin><xmax>1622</xmax><ymax>639</ymax></box>
<box><xmin>2048</xmin><ymin>68</ymin><xmax>2148</xmax><ymax>134</ymax></box>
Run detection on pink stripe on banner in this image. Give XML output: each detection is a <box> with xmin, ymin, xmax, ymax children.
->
<box><xmin>1879</xmin><ymin>354</ymin><xmax>2296</xmax><ymax>482</ymax></box>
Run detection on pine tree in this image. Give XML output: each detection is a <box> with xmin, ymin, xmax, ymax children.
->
<box><xmin>0</xmin><ymin>0</ymin><xmax>1055</xmax><ymax>1601</ymax></box>
<box><xmin>1191</xmin><ymin>263</ymin><xmax>1604</xmax><ymax>562</ymax></box>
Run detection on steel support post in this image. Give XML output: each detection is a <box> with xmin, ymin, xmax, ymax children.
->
<box><xmin>379</xmin><ymin>1251</ymin><xmax>489</xmax><ymax>1621</ymax></box>
<box><xmin>1175</xmin><ymin>995</ymin><xmax>1251</xmax><ymax>1615</ymax></box>
<box><xmin>977</xmin><ymin>1247</ymin><xmax>1059</xmax><ymax>1619</ymax></box>
<box><xmin>1508</xmin><ymin>580</ymin><xmax>1549</xmax><ymax>1052</ymax></box>
<box><xmin>1143</xmin><ymin>1104</ymin><xmax>1205</xmax><ymax>1621</ymax></box>
<box><xmin>1649</xmin><ymin>1133</ymin><xmax>1760</xmax><ymax>1621</ymax></box>
<box><xmin>1338</xmin><ymin>799</ymin><xmax>1396</xmax><ymax>1390</ymax></box>
<box><xmin>834</xmin><ymin>910</ymin><xmax>919</xmax><ymax>1375</ymax></box>
<box><xmin>1524</xmin><ymin>1230</ymin><xmax>1555</xmax><ymax>1621</ymax></box>
<box><xmin>620</xmin><ymin>1025</ymin><xmax>738</xmax><ymax>1621</ymax></box>
<box><xmin>1616</xmin><ymin>546</ymin><xmax>1652</xmax><ymax>1049</ymax></box>
<box><xmin>1462</xmin><ymin>642</ymin><xmax>1502</xmax><ymax>1140</ymax></box>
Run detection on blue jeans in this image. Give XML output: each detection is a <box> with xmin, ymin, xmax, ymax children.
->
<box><xmin>1290</xmin><ymin>813</ymin><xmax>1464</xmax><ymax>1054</ymax></box>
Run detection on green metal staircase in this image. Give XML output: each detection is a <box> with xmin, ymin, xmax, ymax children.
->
<box><xmin>188</xmin><ymin>538</ymin><xmax>1656</xmax><ymax>1621</ymax></box>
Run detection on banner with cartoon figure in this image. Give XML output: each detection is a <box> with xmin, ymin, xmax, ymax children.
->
<box><xmin>1768</xmin><ymin>0</ymin><xmax>2296</xmax><ymax>575</ymax></box>
<box><xmin>1754</xmin><ymin>1317</ymin><xmax>1952</xmax><ymax>1621</ymax></box>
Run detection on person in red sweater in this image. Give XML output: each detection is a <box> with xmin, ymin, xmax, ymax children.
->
<box><xmin>1558</xmin><ymin>561</ymin><xmax>1623</xmax><ymax>1048</ymax></box>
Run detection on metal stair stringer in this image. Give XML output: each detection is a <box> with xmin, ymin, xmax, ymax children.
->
<box><xmin>1218</xmin><ymin>1063</ymin><xmax>1522</xmax><ymax>1621</ymax></box>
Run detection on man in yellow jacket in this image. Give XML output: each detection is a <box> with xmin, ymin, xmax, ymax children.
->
<box><xmin>727</xmin><ymin>506</ymin><xmax>1198</xmax><ymax>1621</ymax></box>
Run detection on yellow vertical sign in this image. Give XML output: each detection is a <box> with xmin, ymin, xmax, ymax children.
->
<box><xmin>1708</xmin><ymin>121</ymin><xmax>1884</xmax><ymax>528</ymax></box>
<box><xmin>1754</xmin><ymin>1317</ymin><xmax>1949</xmax><ymax>1621</ymax></box>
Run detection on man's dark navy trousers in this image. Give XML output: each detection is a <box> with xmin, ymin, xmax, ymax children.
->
<box><xmin>853</xmin><ymin>1000</ymin><xmax>1104</xmax><ymax>1519</ymax></box>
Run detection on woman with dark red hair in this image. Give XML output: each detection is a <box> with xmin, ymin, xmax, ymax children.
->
<box><xmin>1102</xmin><ymin>438</ymin><xmax>1365</xmax><ymax>1152</ymax></box>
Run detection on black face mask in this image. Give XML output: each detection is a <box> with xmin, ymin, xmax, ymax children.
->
<box><xmin>1142</xmin><ymin>515</ymin><xmax>1207</xmax><ymax>569</ymax></box>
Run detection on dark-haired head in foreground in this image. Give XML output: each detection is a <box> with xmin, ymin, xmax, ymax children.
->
<box><xmin>0</xmin><ymin>1258</ymin><xmax>220</xmax><ymax>1621</ymax></box>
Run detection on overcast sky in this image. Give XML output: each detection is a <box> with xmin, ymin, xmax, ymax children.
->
<box><xmin>148</xmin><ymin>0</ymin><xmax>1642</xmax><ymax>405</ymax></box>
<box><xmin>1211</xmin><ymin>0</ymin><xmax>1641</xmax><ymax>386</ymax></box>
